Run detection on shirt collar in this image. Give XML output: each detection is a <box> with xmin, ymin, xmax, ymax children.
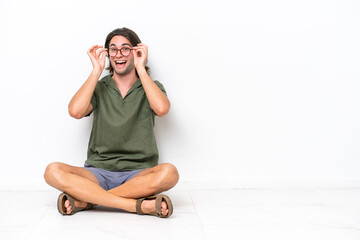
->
<box><xmin>102</xmin><ymin>74</ymin><xmax>142</xmax><ymax>96</ymax></box>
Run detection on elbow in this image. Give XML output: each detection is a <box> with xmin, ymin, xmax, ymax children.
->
<box><xmin>156</xmin><ymin>110</ymin><xmax>168</xmax><ymax>117</ymax></box>
<box><xmin>68</xmin><ymin>108</ymin><xmax>84</xmax><ymax>119</ymax></box>
<box><xmin>155</xmin><ymin>102</ymin><xmax>170</xmax><ymax>117</ymax></box>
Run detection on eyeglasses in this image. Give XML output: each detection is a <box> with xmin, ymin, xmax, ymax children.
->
<box><xmin>108</xmin><ymin>47</ymin><xmax>133</xmax><ymax>57</ymax></box>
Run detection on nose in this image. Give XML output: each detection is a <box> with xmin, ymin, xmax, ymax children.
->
<box><xmin>115</xmin><ymin>49</ymin><xmax>123</xmax><ymax>57</ymax></box>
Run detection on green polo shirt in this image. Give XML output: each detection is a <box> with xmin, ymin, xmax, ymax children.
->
<box><xmin>85</xmin><ymin>74</ymin><xmax>166</xmax><ymax>172</ymax></box>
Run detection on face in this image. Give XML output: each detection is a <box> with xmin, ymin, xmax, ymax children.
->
<box><xmin>108</xmin><ymin>35</ymin><xmax>135</xmax><ymax>77</ymax></box>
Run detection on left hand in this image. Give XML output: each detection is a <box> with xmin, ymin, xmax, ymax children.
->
<box><xmin>133</xmin><ymin>43</ymin><xmax>148</xmax><ymax>70</ymax></box>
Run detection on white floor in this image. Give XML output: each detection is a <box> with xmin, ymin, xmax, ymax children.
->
<box><xmin>1</xmin><ymin>188</ymin><xmax>360</xmax><ymax>240</ymax></box>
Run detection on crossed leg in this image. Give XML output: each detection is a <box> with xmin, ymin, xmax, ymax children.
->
<box><xmin>44</xmin><ymin>162</ymin><xmax>179</xmax><ymax>216</ymax></box>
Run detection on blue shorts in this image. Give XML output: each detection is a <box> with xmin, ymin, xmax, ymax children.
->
<box><xmin>84</xmin><ymin>163</ymin><xmax>145</xmax><ymax>191</ymax></box>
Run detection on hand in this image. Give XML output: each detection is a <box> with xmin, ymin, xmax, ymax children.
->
<box><xmin>133</xmin><ymin>43</ymin><xmax>148</xmax><ymax>70</ymax></box>
<box><xmin>87</xmin><ymin>45</ymin><xmax>107</xmax><ymax>73</ymax></box>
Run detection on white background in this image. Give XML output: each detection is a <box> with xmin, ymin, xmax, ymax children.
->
<box><xmin>0</xmin><ymin>0</ymin><xmax>359</xmax><ymax>190</ymax></box>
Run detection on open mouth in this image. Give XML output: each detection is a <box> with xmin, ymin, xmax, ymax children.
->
<box><xmin>115</xmin><ymin>60</ymin><xmax>127</xmax><ymax>67</ymax></box>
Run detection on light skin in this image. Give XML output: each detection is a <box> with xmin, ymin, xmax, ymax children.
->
<box><xmin>45</xmin><ymin>35</ymin><xmax>178</xmax><ymax>216</ymax></box>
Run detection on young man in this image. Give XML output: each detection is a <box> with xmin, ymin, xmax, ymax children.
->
<box><xmin>44</xmin><ymin>28</ymin><xmax>179</xmax><ymax>218</ymax></box>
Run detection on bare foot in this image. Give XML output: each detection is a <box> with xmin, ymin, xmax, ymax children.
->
<box><xmin>141</xmin><ymin>199</ymin><xmax>169</xmax><ymax>216</ymax></box>
<box><xmin>64</xmin><ymin>198</ymin><xmax>88</xmax><ymax>214</ymax></box>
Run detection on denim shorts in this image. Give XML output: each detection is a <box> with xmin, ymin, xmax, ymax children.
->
<box><xmin>84</xmin><ymin>163</ymin><xmax>145</xmax><ymax>191</ymax></box>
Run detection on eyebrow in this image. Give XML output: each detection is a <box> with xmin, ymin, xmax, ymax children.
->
<box><xmin>110</xmin><ymin>43</ymin><xmax>132</xmax><ymax>47</ymax></box>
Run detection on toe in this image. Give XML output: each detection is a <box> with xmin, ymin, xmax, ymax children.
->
<box><xmin>162</xmin><ymin>209</ymin><xmax>169</xmax><ymax>216</ymax></box>
<box><xmin>161</xmin><ymin>201</ymin><xmax>168</xmax><ymax>216</ymax></box>
<box><xmin>64</xmin><ymin>200</ymin><xmax>70</xmax><ymax>208</ymax></box>
<box><xmin>161</xmin><ymin>201</ymin><xmax>168</xmax><ymax>210</ymax></box>
<box><xmin>64</xmin><ymin>200</ymin><xmax>71</xmax><ymax>214</ymax></box>
<box><xmin>64</xmin><ymin>200</ymin><xmax>72</xmax><ymax>214</ymax></box>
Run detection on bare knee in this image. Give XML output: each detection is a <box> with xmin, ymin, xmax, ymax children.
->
<box><xmin>157</xmin><ymin>163</ymin><xmax>179</xmax><ymax>189</ymax></box>
<box><xmin>44</xmin><ymin>162</ymin><xmax>66</xmax><ymax>188</ymax></box>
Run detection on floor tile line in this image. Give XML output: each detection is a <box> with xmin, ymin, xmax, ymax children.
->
<box><xmin>26</xmin><ymin>197</ymin><xmax>53</xmax><ymax>240</ymax></box>
<box><xmin>189</xmin><ymin>190</ymin><xmax>208</xmax><ymax>240</ymax></box>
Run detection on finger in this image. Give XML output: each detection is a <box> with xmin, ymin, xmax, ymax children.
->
<box><xmin>133</xmin><ymin>46</ymin><xmax>145</xmax><ymax>52</ymax></box>
<box><xmin>96</xmin><ymin>48</ymin><xmax>107</xmax><ymax>58</ymax></box>
<box><xmin>89</xmin><ymin>45</ymin><xmax>104</xmax><ymax>53</ymax></box>
<box><xmin>134</xmin><ymin>44</ymin><xmax>146</xmax><ymax>49</ymax></box>
<box><xmin>140</xmin><ymin>48</ymin><xmax>148</xmax><ymax>58</ymax></box>
<box><xmin>135</xmin><ymin>45</ymin><xmax>147</xmax><ymax>55</ymax></box>
<box><xmin>136</xmin><ymin>43</ymin><xmax>148</xmax><ymax>50</ymax></box>
<box><xmin>99</xmin><ymin>49</ymin><xmax>108</xmax><ymax>59</ymax></box>
<box><xmin>134</xmin><ymin>48</ymin><xmax>144</xmax><ymax>57</ymax></box>
<box><xmin>88</xmin><ymin>45</ymin><xmax>102</xmax><ymax>52</ymax></box>
<box><xmin>88</xmin><ymin>45</ymin><xmax>98</xmax><ymax>51</ymax></box>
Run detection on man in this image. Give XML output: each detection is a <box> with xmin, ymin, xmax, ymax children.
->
<box><xmin>44</xmin><ymin>28</ymin><xmax>179</xmax><ymax>218</ymax></box>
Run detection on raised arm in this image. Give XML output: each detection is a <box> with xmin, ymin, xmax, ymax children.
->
<box><xmin>68</xmin><ymin>45</ymin><xmax>107</xmax><ymax>119</ymax></box>
<box><xmin>133</xmin><ymin>43</ymin><xmax>170</xmax><ymax>117</ymax></box>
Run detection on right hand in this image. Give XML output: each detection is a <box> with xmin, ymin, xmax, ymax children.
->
<box><xmin>87</xmin><ymin>45</ymin><xmax>107</xmax><ymax>73</ymax></box>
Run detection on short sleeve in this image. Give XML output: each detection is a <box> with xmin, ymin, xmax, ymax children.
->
<box><xmin>154</xmin><ymin>80</ymin><xmax>167</xmax><ymax>96</ymax></box>
<box><xmin>90</xmin><ymin>93</ymin><xmax>97</xmax><ymax>110</ymax></box>
<box><xmin>150</xmin><ymin>80</ymin><xmax>167</xmax><ymax>116</ymax></box>
<box><xmin>85</xmin><ymin>85</ymin><xmax>98</xmax><ymax>117</ymax></box>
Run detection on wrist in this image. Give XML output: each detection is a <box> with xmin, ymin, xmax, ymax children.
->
<box><xmin>92</xmin><ymin>65</ymin><xmax>104</xmax><ymax>74</ymax></box>
<box><xmin>90</xmin><ymin>68</ymin><xmax>102</xmax><ymax>79</ymax></box>
<box><xmin>136</xmin><ymin>66</ymin><xmax>147</xmax><ymax>75</ymax></box>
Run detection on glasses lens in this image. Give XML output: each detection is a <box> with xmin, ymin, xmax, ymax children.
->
<box><xmin>109</xmin><ymin>48</ymin><xmax>117</xmax><ymax>56</ymax></box>
<box><xmin>120</xmin><ymin>47</ymin><xmax>131</xmax><ymax>56</ymax></box>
